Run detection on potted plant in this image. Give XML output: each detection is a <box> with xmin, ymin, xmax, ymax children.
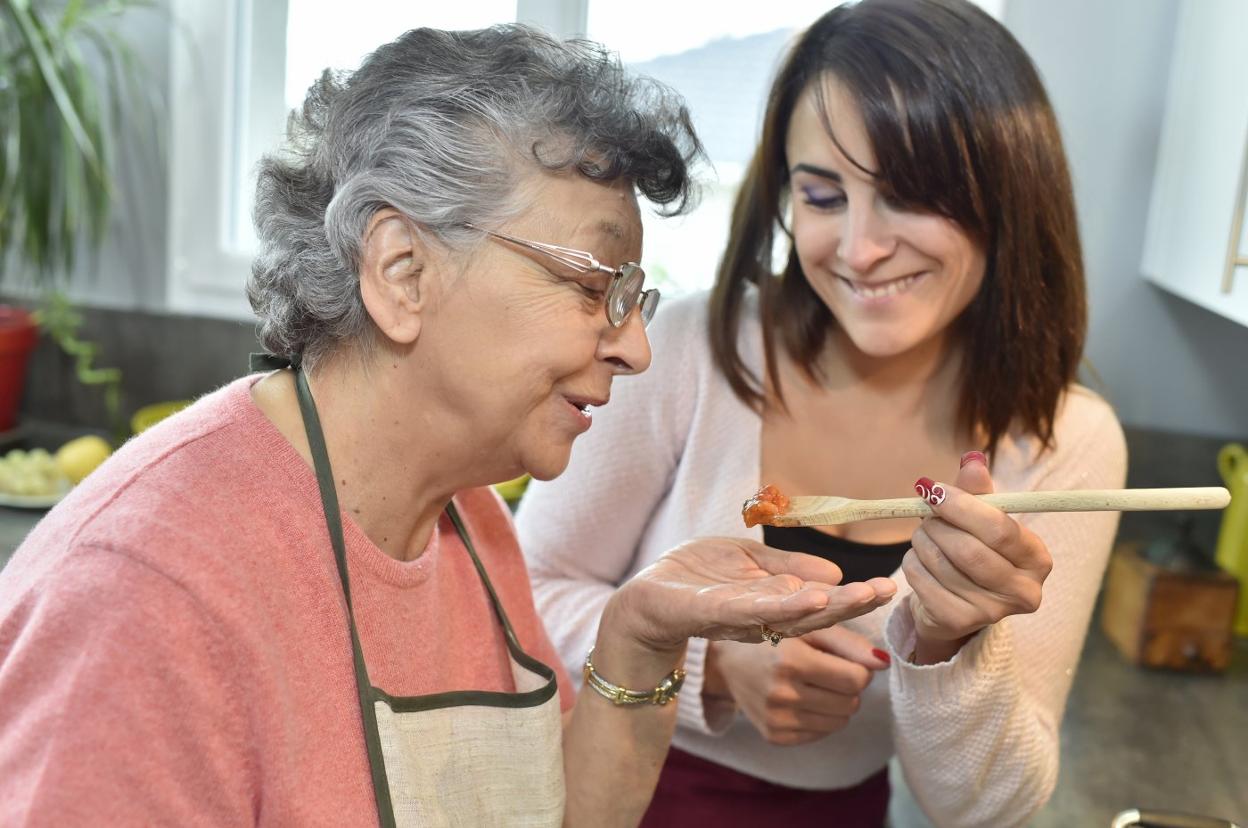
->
<box><xmin>0</xmin><ymin>0</ymin><xmax>152</xmax><ymax>435</ymax></box>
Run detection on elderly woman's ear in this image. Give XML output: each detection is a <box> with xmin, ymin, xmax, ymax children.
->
<box><xmin>358</xmin><ymin>208</ymin><xmax>431</xmax><ymax>345</ymax></box>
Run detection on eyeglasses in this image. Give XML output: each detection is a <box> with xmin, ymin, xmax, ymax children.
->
<box><xmin>465</xmin><ymin>224</ymin><xmax>659</xmax><ymax>328</ymax></box>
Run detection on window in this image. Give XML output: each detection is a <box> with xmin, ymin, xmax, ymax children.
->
<box><xmin>586</xmin><ymin>0</ymin><xmax>1003</xmax><ymax>297</ymax></box>
<box><xmin>586</xmin><ymin>1</ymin><xmax>850</xmax><ymax>297</ymax></box>
<box><xmin>167</xmin><ymin>0</ymin><xmax>1005</xmax><ymax>318</ymax></box>
<box><xmin>284</xmin><ymin>3</ymin><xmax>518</xmax><ymax>112</ymax></box>
<box><xmin>168</xmin><ymin>0</ymin><xmax>531</xmax><ymax>319</ymax></box>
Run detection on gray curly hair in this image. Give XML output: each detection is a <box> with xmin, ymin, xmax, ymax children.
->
<box><xmin>248</xmin><ymin>24</ymin><xmax>704</xmax><ymax>368</ymax></box>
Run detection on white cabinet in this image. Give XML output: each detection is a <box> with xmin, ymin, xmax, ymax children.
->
<box><xmin>1141</xmin><ymin>0</ymin><xmax>1248</xmax><ymax>328</ymax></box>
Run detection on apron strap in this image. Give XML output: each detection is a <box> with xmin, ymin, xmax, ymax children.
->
<box><xmin>447</xmin><ymin>503</ymin><xmax>559</xmax><ymax>691</ymax></box>
<box><xmin>285</xmin><ymin>362</ymin><xmax>554</xmax><ymax>826</ymax></box>
<box><xmin>249</xmin><ymin>351</ymin><xmax>300</xmax><ymax>372</ymax></box>
<box><xmin>293</xmin><ymin>368</ymin><xmax>397</xmax><ymax>828</ymax></box>
<box><xmin>445</xmin><ymin>503</ymin><xmax>525</xmax><ymax>653</ymax></box>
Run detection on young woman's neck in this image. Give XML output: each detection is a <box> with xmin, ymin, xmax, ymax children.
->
<box><xmin>822</xmin><ymin>327</ymin><xmax>960</xmax><ymax>399</ymax></box>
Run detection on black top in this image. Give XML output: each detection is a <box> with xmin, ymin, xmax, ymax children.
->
<box><xmin>762</xmin><ymin>525</ymin><xmax>910</xmax><ymax>584</ymax></box>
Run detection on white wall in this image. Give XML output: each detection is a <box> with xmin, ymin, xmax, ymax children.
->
<box><xmin>1006</xmin><ymin>0</ymin><xmax>1248</xmax><ymax>439</ymax></box>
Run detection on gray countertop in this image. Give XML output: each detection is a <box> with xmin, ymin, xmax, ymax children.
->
<box><xmin>0</xmin><ymin>506</ymin><xmax>45</xmax><ymax>567</ymax></box>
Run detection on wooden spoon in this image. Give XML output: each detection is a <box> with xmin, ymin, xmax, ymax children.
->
<box><xmin>756</xmin><ymin>487</ymin><xmax>1231</xmax><ymax>528</ymax></box>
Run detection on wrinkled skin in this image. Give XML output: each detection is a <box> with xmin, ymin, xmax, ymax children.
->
<box><xmin>611</xmin><ymin>537</ymin><xmax>897</xmax><ymax>655</ymax></box>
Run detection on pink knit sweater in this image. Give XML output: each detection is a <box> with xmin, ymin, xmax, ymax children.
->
<box><xmin>0</xmin><ymin>376</ymin><xmax>572</xmax><ymax>826</ymax></box>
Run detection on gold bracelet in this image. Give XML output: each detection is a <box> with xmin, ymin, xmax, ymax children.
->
<box><xmin>582</xmin><ymin>647</ymin><xmax>686</xmax><ymax>706</ymax></box>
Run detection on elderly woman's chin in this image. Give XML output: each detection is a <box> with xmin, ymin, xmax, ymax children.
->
<box><xmin>503</xmin><ymin>426</ymin><xmax>579</xmax><ymax>483</ymax></box>
<box><xmin>516</xmin><ymin>445</ymin><xmax>574</xmax><ymax>483</ymax></box>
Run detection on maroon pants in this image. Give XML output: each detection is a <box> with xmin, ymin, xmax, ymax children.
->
<box><xmin>639</xmin><ymin>747</ymin><xmax>890</xmax><ymax>828</ymax></box>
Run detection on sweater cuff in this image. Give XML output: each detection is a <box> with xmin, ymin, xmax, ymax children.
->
<box><xmin>675</xmin><ymin>637</ymin><xmax>737</xmax><ymax>735</ymax></box>
<box><xmin>884</xmin><ymin>595</ymin><xmax>1014</xmax><ymax>705</ymax></box>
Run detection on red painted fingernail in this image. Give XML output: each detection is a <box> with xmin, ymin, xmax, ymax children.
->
<box><xmin>872</xmin><ymin>648</ymin><xmax>891</xmax><ymax>665</ymax></box>
<box><xmin>960</xmin><ymin>450</ymin><xmax>987</xmax><ymax>468</ymax></box>
<box><xmin>914</xmin><ymin>477</ymin><xmax>946</xmax><ymax>506</ymax></box>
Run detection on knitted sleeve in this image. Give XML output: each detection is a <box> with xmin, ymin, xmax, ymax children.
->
<box><xmin>885</xmin><ymin>389</ymin><xmax>1128</xmax><ymax>828</ymax></box>
<box><xmin>0</xmin><ymin>545</ymin><xmax>255</xmax><ymax>825</ymax></box>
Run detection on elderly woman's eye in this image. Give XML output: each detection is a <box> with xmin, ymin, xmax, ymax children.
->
<box><xmin>576</xmin><ymin>281</ymin><xmax>607</xmax><ymax>300</ymax></box>
<box><xmin>565</xmin><ymin>273</ymin><xmax>609</xmax><ymax>300</ymax></box>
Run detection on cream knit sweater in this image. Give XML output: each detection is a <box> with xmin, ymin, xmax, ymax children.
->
<box><xmin>516</xmin><ymin>290</ymin><xmax>1127</xmax><ymax>828</ymax></box>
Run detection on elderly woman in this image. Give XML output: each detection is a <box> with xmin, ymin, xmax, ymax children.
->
<box><xmin>0</xmin><ymin>24</ymin><xmax>896</xmax><ymax>828</ymax></box>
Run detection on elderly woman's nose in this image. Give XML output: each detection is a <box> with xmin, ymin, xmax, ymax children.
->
<box><xmin>836</xmin><ymin>203</ymin><xmax>896</xmax><ymax>274</ymax></box>
<box><xmin>600</xmin><ymin>311</ymin><xmax>653</xmax><ymax>375</ymax></box>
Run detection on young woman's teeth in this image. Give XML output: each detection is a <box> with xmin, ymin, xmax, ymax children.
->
<box><xmin>845</xmin><ymin>273</ymin><xmax>921</xmax><ymax>298</ymax></box>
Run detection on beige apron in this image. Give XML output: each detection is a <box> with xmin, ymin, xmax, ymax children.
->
<box><xmin>283</xmin><ymin>361</ymin><xmax>565</xmax><ymax>827</ymax></box>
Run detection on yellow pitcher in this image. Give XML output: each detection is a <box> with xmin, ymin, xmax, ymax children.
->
<box><xmin>1215</xmin><ymin>443</ymin><xmax>1248</xmax><ymax>636</ymax></box>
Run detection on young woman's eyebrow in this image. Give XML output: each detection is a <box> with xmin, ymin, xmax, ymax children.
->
<box><xmin>790</xmin><ymin>162</ymin><xmax>842</xmax><ymax>183</ymax></box>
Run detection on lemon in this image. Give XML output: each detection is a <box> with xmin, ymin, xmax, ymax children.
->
<box><xmin>131</xmin><ymin>400</ymin><xmax>192</xmax><ymax>435</ymax></box>
<box><xmin>492</xmin><ymin>474</ymin><xmax>531</xmax><ymax>504</ymax></box>
<box><xmin>55</xmin><ymin>435</ymin><xmax>113</xmax><ymax>485</ymax></box>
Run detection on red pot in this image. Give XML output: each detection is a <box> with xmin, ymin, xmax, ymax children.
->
<box><xmin>0</xmin><ymin>306</ymin><xmax>39</xmax><ymax>433</ymax></box>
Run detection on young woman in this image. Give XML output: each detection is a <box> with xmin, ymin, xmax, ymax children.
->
<box><xmin>515</xmin><ymin>2</ymin><xmax>1127</xmax><ymax>826</ymax></box>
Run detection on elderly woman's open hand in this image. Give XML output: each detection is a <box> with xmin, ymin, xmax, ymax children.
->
<box><xmin>904</xmin><ymin>451</ymin><xmax>1054</xmax><ymax>660</ymax></box>
<box><xmin>608</xmin><ymin>538</ymin><xmax>897</xmax><ymax>654</ymax></box>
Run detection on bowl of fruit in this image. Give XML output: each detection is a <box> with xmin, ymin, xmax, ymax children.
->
<box><xmin>0</xmin><ymin>435</ymin><xmax>112</xmax><ymax>509</ymax></box>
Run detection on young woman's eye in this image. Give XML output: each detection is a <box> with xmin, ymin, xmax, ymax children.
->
<box><xmin>799</xmin><ymin>185</ymin><xmax>845</xmax><ymax>210</ymax></box>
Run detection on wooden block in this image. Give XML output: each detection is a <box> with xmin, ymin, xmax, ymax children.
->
<box><xmin>1100</xmin><ymin>542</ymin><xmax>1239</xmax><ymax>672</ymax></box>
<box><xmin>1102</xmin><ymin>548</ymin><xmax>1151</xmax><ymax>662</ymax></box>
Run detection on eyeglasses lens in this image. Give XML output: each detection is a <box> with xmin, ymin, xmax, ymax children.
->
<box><xmin>607</xmin><ymin>264</ymin><xmax>642</xmax><ymax>326</ymax></box>
<box><xmin>639</xmin><ymin>289</ymin><xmax>659</xmax><ymax>326</ymax></box>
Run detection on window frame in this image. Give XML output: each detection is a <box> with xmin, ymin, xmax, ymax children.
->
<box><xmin>165</xmin><ymin>0</ymin><xmax>584</xmax><ymax>320</ymax></box>
<box><xmin>166</xmin><ymin>0</ymin><xmax>1004</xmax><ymax>319</ymax></box>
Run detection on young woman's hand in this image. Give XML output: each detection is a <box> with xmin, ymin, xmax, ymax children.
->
<box><xmin>904</xmin><ymin>451</ymin><xmax>1053</xmax><ymax>662</ymax></box>
<box><xmin>703</xmin><ymin>626</ymin><xmax>891</xmax><ymax>746</ymax></box>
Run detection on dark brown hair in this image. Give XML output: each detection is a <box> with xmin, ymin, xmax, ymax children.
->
<box><xmin>709</xmin><ymin>0</ymin><xmax>1086</xmax><ymax>453</ymax></box>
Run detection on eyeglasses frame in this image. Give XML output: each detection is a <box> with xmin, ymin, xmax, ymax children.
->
<box><xmin>464</xmin><ymin>223</ymin><xmax>658</xmax><ymax>328</ymax></box>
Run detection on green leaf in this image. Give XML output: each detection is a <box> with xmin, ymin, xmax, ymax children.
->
<box><xmin>60</xmin><ymin>0</ymin><xmax>86</xmax><ymax>31</ymax></box>
<box><xmin>7</xmin><ymin>1</ymin><xmax>104</xmax><ymax>176</ymax></box>
<box><xmin>32</xmin><ymin>289</ymin><xmax>125</xmax><ymax>441</ymax></box>
<box><xmin>63</xmin><ymin>29</ymin><xmax>112</xmax><ymax>247</ymax></box>
<box><xmin>0</xmin><ymin>92</ymin><xmax>20</xmax><ymax>232</ymax></box>
<box><xmin>1</xmin><ymin>0</ymin><xmax>157</xmax><ymax>281</ymax></box>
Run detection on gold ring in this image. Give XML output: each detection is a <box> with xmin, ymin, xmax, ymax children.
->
<box><xmin>760</xmin><ymin>625</ymin><xmax>784</xmax><ymax>647</ymax></box>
